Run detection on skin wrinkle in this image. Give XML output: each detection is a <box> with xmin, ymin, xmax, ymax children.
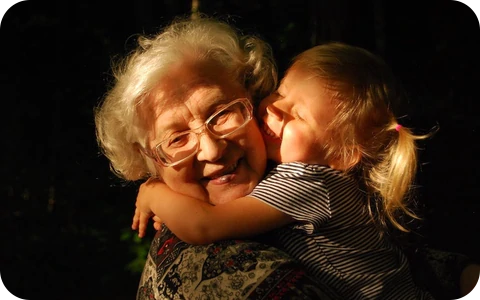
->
<box><xmin>145</xmin><ymin>60</ymin><xmax>245</xmax><ymax>148</ymax></box>
<box><xmin>139</xmin><ymin>60</ymin><xmax>266</xmax><ymax>205</ymax></box>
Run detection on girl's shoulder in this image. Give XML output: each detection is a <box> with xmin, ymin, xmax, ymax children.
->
<box><xmin>275</xmin><ymin>162</ymin><xmax>343</xmax><ymax>177</ymax></box>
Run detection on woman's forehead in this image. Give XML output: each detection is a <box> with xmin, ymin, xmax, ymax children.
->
<box><xmin>140</xmin><ymin>84</ymin><xmax>247</xmax><ymax>143</ymax></box>
<box><xmin>151</xmin><ymin>60</ymin><xmax>244</xmax><ymax>108</ymax></box>
<box><xmin>150</xmin><ymin>84</ymin><xmax>244</xmax><ymax>115</ymax></box>
<box><xmin>138</xmin><ymin>59</ymin><xmax>247</xmax><ymax>137</ymax></box>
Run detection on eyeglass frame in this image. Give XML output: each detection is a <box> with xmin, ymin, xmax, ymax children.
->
<box><xmin>142</xmin><ymin>97</ymin><xmax>254</xmax><ymax>167</ymax></box>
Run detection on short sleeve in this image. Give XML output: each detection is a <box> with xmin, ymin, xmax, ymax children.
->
<box><xmin>249</xmin><ymin>162</ymin><xmax>332</xmax><ymax>233</ymax></box>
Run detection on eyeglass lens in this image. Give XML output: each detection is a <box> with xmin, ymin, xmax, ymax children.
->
<box><xmin>157</xmin><ymin>100</ymin><xmax>251</xmax><ymax>165</ymax></box>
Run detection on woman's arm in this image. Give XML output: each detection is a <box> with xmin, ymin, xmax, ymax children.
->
<box><xmin>132</xmin><ymin>179</ymin><xmax>293</xmax><ymax>244</ymax></box>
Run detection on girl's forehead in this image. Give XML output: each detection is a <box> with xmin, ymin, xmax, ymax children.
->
<box><xmin>280</xmin><ymin>67</ymin><xmax>305</xmax><ymax>87</ymax></box>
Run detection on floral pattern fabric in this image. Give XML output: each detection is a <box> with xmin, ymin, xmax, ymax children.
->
<box><xmin>137</xmin><ymin>225</ymin><xmax>341</xmax><ymax>299</ymax></box>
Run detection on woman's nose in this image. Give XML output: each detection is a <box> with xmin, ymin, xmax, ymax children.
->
<box><xmin>196</xmin><ymin>133</ymin><xmax>227</xmax><ymax>162</ymax></box>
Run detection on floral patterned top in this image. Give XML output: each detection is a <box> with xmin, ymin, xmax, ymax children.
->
<box><xmin>136</xmin><ymin>224</ymin><xmax>342</xmax><ymax>299</ymax></box>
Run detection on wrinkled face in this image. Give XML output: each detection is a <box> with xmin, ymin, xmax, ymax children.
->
<box><xmin>258</xmin><ymin>66</ymin><xmax>336</xmax><ymax>165</ymax></box>
<box><xmin>144</xmin><ymin>60</ymin><xmax>266</xmax><ymax>205</ymax></box>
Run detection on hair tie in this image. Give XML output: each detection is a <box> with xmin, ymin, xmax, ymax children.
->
<box><xmin>395</xmin><ymin>124</ymin><xmax>402</xmax><ymax>132</ymax></box>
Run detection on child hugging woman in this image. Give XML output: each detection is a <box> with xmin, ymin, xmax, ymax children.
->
<box><xmin>133</xmin><ymin>42</ymin><xmax>436</xmax><ymax>299</ymax></box>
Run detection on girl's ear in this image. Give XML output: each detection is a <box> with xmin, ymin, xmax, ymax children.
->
<box><xmin>335</xmin><ymin>146</ymin><xmax>362</xmax><ymax>171</ymax></box>
<box><xmin>348</xmin><ymin>147</ymin><xmax>362</xmax><ymax>169</ymax></box>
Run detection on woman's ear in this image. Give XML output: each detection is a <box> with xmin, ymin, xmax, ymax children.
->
<box><xmin>134</xmin><ymin>142</ymin><xmax>162</xmax><ymax>179</ymax></box>
<box><xmin>135</xmin><ymin>142</ymin><xmax>150</xmax><ymax>157</ymax></box>
<box><xmin>134</xmin><ymin>142</ymin><xmax>143</xmax><ymax>153</ymax></box>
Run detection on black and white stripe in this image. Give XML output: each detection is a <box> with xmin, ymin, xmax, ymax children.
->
<box><xmin>250</xmin><ymin>162</ymin><xmax>433</xmax><ymax>300</ymax></box>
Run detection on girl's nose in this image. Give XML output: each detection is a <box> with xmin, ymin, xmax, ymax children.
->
<box><xmin>265</xmin><ymin>104</ymin><xmax>283</xmax><ymax>121</ymax></box>
<box><xmin>261</xmin><ymin>102</ymin><xmax>286</xmax><ymax>139</ymax></box>
<box><xmin>258</xmin><ymin>93</ymin><xmax>281</xmax><ymax>120</ymax></box>
<box><xmin>196</xmin><ymin>133</ymin><xmax>227</xmax><ymax>162</ymax></box>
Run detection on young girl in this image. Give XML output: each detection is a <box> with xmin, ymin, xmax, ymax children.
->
<box><xmin>133</xmin><ymin>42</ymin><xmax>435</xmax><ymax>299</ymax></box>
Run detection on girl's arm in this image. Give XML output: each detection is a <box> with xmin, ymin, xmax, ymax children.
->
<box><xmin>132</xmin><ymin>179</ymin><xmax>293</xmax><ymax>244</ymax></box>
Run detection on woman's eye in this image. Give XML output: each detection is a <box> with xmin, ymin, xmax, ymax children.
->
<box><xmin>212</xmin><ymin>110</ymin><xmax>233</xmax><ymax>125</ymax></box>
<box><xmin>168</xmin><ymin>135</ymin><xmax>189</xmax><ymax>147</ymax></box>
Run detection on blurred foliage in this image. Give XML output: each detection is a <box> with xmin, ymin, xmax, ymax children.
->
<box><xmin>121</xmin><ymin>228</ymin><xmax>153</xmax><ymax>274</ymax></box>
<box><xmin>1</xmin><ymin>0</ymin><xmax>479</xmax><ymax>299</ymax></box>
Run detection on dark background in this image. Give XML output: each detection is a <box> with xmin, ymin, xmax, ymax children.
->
<box><xmin>1</xmin><ymin>1</ymin><xmax>479</xmax><ymax>299</ymax></box>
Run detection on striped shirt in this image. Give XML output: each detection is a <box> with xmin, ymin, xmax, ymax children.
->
<box><xmin>250</xmin><ymin>162</ymin><xmax>434</xmax><ymax>300</ymax></box>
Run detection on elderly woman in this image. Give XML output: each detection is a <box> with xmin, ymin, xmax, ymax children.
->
<box><xmin>94</xmin><ymin>15</ymin><xmax>338</xmax><ymax>299</ymax></box>
<box><xmin>95</xmin><ymin>14</ymin><xmax>478</xmax><ymax>300</ymax></box>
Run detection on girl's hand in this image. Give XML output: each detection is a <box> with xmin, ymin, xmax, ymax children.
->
<box><xmin>132</xmin><ymin>207</ymin><xmax>153</xmax><ymax>238</ymax></box>
<box><xmin>131</xmin><ymin>177</ymin><xmax>166</xmax><ymax>237</ymax></box>
<box><xmin>131</xmin><ymin>212</ymin><xmax>162</xmax><ymax>238</ymax></box>
<box><xmin>152</xmin><ymin>215</ymin><xmax>163</xmax><ymax>231</ymax></box>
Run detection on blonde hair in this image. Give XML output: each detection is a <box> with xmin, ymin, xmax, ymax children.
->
<box><xmin>292</xmin><ymin>42</ymin><xmax>434</xmax><ymax>231</ymax></box>
<box><xmin>94</xmin><ymin>15</ymin><xmax>277</xmax><ymax>181</ymax></box>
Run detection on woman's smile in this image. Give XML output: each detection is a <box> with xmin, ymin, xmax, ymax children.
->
<box><xmin>262</xmin><ymin>122</ymin><xmax>282</xmax><ymax>142</ymax></box>
<box><xmin>201</xmin><ymin>159</ymin><xmax>240</xmax><ymax>184</ymax></box>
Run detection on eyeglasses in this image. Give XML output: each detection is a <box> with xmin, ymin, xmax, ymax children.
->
<box><xmin>146</xmin><ymin>98</ymin><xmax>253</xmax><ymax>167</ymax></box>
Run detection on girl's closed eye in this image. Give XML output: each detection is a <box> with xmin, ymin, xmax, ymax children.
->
<box><xmin>273</xmin><ymin>90</ymin><xmax>285</xmax><ymax>98</ymax></box>
<box><xmin>292</xmin><ymin>108</ymin><xmax>304</xmax><ymax>120</ymax></box>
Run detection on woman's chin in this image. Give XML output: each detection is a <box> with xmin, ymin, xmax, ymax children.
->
<box><xmin>205</xmin><ymin>158</ymin><xmax>260</xmax><ymax>204</ymax></box>
<box><xmin>209</xmin><ymin>186</ymin><xmax>251</xmax><ymax>205</ymax></box>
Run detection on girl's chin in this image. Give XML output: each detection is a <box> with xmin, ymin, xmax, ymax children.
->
<box><xmin>262</xmin><ymin>131</ymin><xmax>282</xmax><ymax>145</ymax></box>
<box><xmin>266</xmin><ymin>150</ymin><xmax>281</xmax><ymax>163</ymax></box>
